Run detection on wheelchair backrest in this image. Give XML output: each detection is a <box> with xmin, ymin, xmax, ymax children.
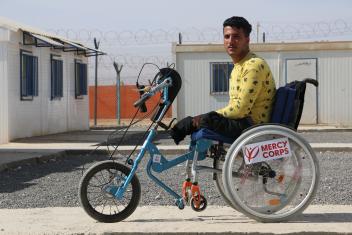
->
<box><xmin>270</xmin><ymin>79</ymin><xmax>318</xmax><ymax>129</ymax></box>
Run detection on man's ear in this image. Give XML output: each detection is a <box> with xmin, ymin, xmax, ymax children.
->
<box><xmin>246</xmin><ymin>36</ymin><xmax>250</xmax><ymax>43</ymax></box>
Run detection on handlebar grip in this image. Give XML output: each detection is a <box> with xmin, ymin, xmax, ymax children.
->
<box><xmin>303</xmin><ymin>78</ymin><xmax>319</xmax><ymax>87</ymax></box>
<box><xmin>135</xmin><ymin>85</ymin><xmax>148</xmax><ymax>112</ymax></box>
<box><xmin>133</xmin><ymin>93</ymin><xmax>150</xmax><ymax>110</ymax></box>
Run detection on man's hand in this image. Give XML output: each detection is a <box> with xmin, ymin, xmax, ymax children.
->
<box><xmin>192</xmin><ymin>115</ymin><xmax>202</xmax><ymax>128</ymax></box>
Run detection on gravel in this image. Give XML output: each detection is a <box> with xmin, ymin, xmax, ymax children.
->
<box><xmin>0</xmin><ymin>150</ymin><xmax>351</xmax><ymax>209</ymax></box>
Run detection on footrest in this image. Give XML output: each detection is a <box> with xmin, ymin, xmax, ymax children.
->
<box><xmin>191</xmin><ymin>128</ymin><xmax>235</xmax><ymax>144</ymax></box>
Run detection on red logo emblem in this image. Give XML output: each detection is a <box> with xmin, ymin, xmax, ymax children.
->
<box><xmin>244</xmin><ymin>146</ymin><xmax>260</xmax><ymax>163</ymax></box>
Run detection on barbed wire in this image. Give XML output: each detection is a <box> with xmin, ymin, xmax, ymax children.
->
<box><xmin>47</xmin><ymin>19</ymin><xmax>352</xmax><ymax>45</ymax></box>
<box><xmin>259</xmin><ymin>19</ymin><xmax>352</xmax><ymax>41</ymax></box>
<box><xmin>49</xmin><ymin>19</ymin><xmax>352</xmax><ymax>85</ymax></box>
<box><xmin>88</xmin><ymin>54</ymin><xmax>171</xmax><ymax>70</ymax></box>
<box><xmin>87</xmin><ymin>54</ymin><xmax>172</xmax><ymax>85</ymax></box>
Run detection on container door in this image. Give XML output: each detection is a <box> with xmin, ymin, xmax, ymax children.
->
<box><xmin>285</xmin><ymin>58</ymin><xmax>318</xmax><ymax>124</ymax></box>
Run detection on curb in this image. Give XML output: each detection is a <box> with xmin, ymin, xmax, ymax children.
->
<box><xmin>298</xmin><ymin>127</ymin><xmax>352</xmax><ymax>132</ymax></box>
<box><xmin>90</xmin><ymin>125</ymin><xmax>352</xmax><ymax>132</ymax></box>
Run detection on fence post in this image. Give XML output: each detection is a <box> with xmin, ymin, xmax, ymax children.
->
<box><xmin>113</xmin><ymin>62</ymin><xmax>123</xmax><ymax>125</ymax></box>
<box><xmin>93</xmin><ymin>38</ymin><xmax>100</xmax><ymax>126</ymax></box>
<box><xmin>256</xmin><ymin>22</ymin><xmax>260</xmax><ymax>43</ymax></box>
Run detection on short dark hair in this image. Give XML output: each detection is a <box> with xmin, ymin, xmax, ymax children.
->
<box><xmin>223</xmin><ymin>16</ymin><xmax>252</xmax><ymax>37</ymax></box>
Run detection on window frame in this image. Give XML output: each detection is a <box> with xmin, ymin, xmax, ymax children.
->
<box><xmin>210</xmin><ymin>62</ymin><xmax>234</xmax><ymax>95</ymax></box>
<box><xmin>74</xmin><ymin>59</ymin><xmax>88</xmax><ymax>99</ymax></box>
<box><xmin>50</xmin><ymin>54</ymin><xmax>64</xmax><ymax>100</ymax></box>
<box><xmin>20</xmin><ymin>49</ymin><xmax>38</xmax><ymax>101</ymax></box>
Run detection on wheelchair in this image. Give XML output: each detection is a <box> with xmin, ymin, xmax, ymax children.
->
<box><xmin>78</xmin><ymin>67</ymin><xmax>319</xmax><ymax>223</ymax></box>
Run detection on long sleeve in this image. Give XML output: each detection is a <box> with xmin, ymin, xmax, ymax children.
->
<box><xmin>216</xmin><ymin>53</ymin><xmax>276</xmax><ymax>124</ymax></box>
<box><xmin>217</xmin><ymin>68</ymin><xmax>262</xmax><ymax>119</ymax></box>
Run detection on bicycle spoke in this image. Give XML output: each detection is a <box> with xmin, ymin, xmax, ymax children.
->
<box><xmin>92</xmin><ymin>196</ymin><xmax>106</xmax><ymax>210</ymax></box>
<box><xmin>92</xmin><ymin>174</ymin><xmax>106</xmax><ymax>186</ymax></box>
<box><xmin>101</xmin><ymin>199</ymin><xmax>107</xmax><ymax>214</ymax></box>
<box><xmin>88</xmin><ymin>183</ymin><xmax>105</xmax><ymax>188</ymax></box>
<box><xmin>88</xmin><ymin>192</ymin><xmax>105</xmax><ymax>204</ymax></box>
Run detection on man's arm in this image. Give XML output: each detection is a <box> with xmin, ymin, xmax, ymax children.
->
<box><xmin>217</xmin><ymin>67</ymin><xmax>262</xmax><ymax>119</ymax></box>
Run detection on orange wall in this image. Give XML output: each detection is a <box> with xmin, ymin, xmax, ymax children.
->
<box><xmin>89</xmin><ymin>85</ymin><xmax>172</xmax><ymax>119</ymax></box>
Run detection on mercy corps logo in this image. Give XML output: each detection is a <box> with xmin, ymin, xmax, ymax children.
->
<box><xmin>242</xmin><ymin>137</ymin><xmax>292</xmax><ymax>165</ymax></box>
<box><xmin>244</xmin><ymin>146</ymin><xmax>260</xmax><ymax>162</ymax></box>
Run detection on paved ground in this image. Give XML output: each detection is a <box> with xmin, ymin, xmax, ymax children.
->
<box><xmin>1</xmin><ymin>205</ymin><xmax>352</xmax><ymax>235</ymax></box>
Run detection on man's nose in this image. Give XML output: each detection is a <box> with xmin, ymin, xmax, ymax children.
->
<box><xmin>227</xmin><ymin>36</ymin><xmax>236</xmax><ymax>43</ymax></box>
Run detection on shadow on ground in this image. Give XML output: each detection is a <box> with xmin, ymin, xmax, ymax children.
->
<box><xmin>0</xmin><ymin>152</ymin><xmax>110</xmax><ymax>193</ymax></box>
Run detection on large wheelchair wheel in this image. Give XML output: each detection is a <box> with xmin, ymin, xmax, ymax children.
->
<box><xmin>222</xmin><ymin>124</ymin><xmax>319</xmax><ymax>222</ymax></box>
<box><xmin>213</xmin><ymin>156</ymin><xmax>244</xmax><ymax>213</ymax></box>
<box><xmin>79</xmin><ymin>160</ymin><xmax>141</xmax><ymax>223</ymax></box>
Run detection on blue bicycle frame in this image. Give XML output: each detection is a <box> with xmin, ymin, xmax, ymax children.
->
<box><xmin>110</xmin><ymin>76</ymin><xmax>213</xmax><ymax>204</ymax></box>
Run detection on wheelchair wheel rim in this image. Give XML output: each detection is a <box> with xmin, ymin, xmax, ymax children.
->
<box><xmin>223</xmin><ymin>125</ymin><xmax>319</xmax><ymax>221</ymax></box>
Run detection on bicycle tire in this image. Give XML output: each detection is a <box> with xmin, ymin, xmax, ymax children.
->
<box><xmin>79</xmin><ymin>160</ymin><xmax>141</xmax><ymax>223</ymax></box>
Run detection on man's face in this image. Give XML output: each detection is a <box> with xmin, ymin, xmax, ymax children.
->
<box><xmin>223</xmin><ymin>26</ymin><xmax>250</xmax><ymax>59</ymax></box>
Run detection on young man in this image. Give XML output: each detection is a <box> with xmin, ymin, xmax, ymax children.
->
<box><xmin>170</xmin><ymin>16</ymin><xmax>276</xmax><ymax>144</ymax></box>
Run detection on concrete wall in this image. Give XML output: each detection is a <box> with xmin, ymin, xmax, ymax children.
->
<box><xmin>88</xmin><ymin>85</ymin><xmax>172</xmax><ymax>119</ymax></box>
<box><xmin>318</xmin><ymin>51</ymin><xmax>352</xmax><ymax>126</ymax></box>
<box><xmin>0</xmin><ymin>41</ymin><xmax>9</xmax><ymax>144</ymax></box>
<box><xmin>6</xmin><ymin>30</ymin><xmax>89</xmax><ymax>141</ymax></box>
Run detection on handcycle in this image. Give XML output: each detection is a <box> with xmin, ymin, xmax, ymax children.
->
<box><xmin>78</xmin><ymin>65</ymin><xmax>320</xmax><ymax>223</ymax></box>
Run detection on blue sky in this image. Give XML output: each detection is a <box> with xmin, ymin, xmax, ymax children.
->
<box><xmin>1</xmin><ymin>0</ymin><xmax>351</xmax><ymax>31</ymax></box>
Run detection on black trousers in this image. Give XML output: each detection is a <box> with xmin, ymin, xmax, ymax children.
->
<box><xmin>170</xmin><ymin>111</ymin><xmax>253</xmax><ymax>144</ymax></box>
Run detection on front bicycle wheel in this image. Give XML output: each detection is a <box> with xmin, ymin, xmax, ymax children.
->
<box><xmin>222</xmin><ymin>125</ymin><xmax>319</xmax><ymax>222</ymax></box>
<box><xmin>79</xmin><ymin>160</ymin><xmax>141</xmax><ymax>223</ymax></box>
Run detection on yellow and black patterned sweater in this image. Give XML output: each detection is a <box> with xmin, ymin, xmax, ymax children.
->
<box><xmin>216</xmin><ymin>52</ymin><xmax>276</xmax><ymax>124</ymax></box>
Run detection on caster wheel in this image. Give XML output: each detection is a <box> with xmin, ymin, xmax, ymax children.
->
<box><xmin>191</xmin><ymin>195</ymin><xmax>207</xmax><ymax>212</ymax></box>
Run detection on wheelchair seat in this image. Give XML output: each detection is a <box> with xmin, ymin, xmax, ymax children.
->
<box><xmin>191</xmin><ymin>128</ymin><xmax>235</xmax><ymax>144</ymax></box>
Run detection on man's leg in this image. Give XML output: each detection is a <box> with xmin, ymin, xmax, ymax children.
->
<box><xmin>169</xmin><ymin>116</ymin><xmax>196</xmax><ymax>144</ymax></box>
<box><xmin>169</xmin><ymin>112</ymin><xmax>213</xmax><ymax>144</ymax></box>
<box><xmin>169</xmin><ymin>111</ymin><xmax>252</xmax><ymax>144</ymax></box>
<box><xmin>199</xmin><ymin>111</ymin><xmax>252</xmax><ymax>139</ymax></box>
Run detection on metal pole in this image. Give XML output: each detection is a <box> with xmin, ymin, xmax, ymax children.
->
<box><xmin>113</xmin><ymin>62</ymin><xmax>123</xmax><ymax>125</ymax></box>
<box><xmin>256</xmin><ymin>22</ymin><xmax>260</xmax><ymax>43</ymax></box>
<box><xmin>263</xmin><ymin>32</ymin><xmax>266</xmax><ymax>43</ymax></box>
<box><xmin>93</xmin><ymin>38</ymin><xmax>100</xmax><ymax>126</ymax></box>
